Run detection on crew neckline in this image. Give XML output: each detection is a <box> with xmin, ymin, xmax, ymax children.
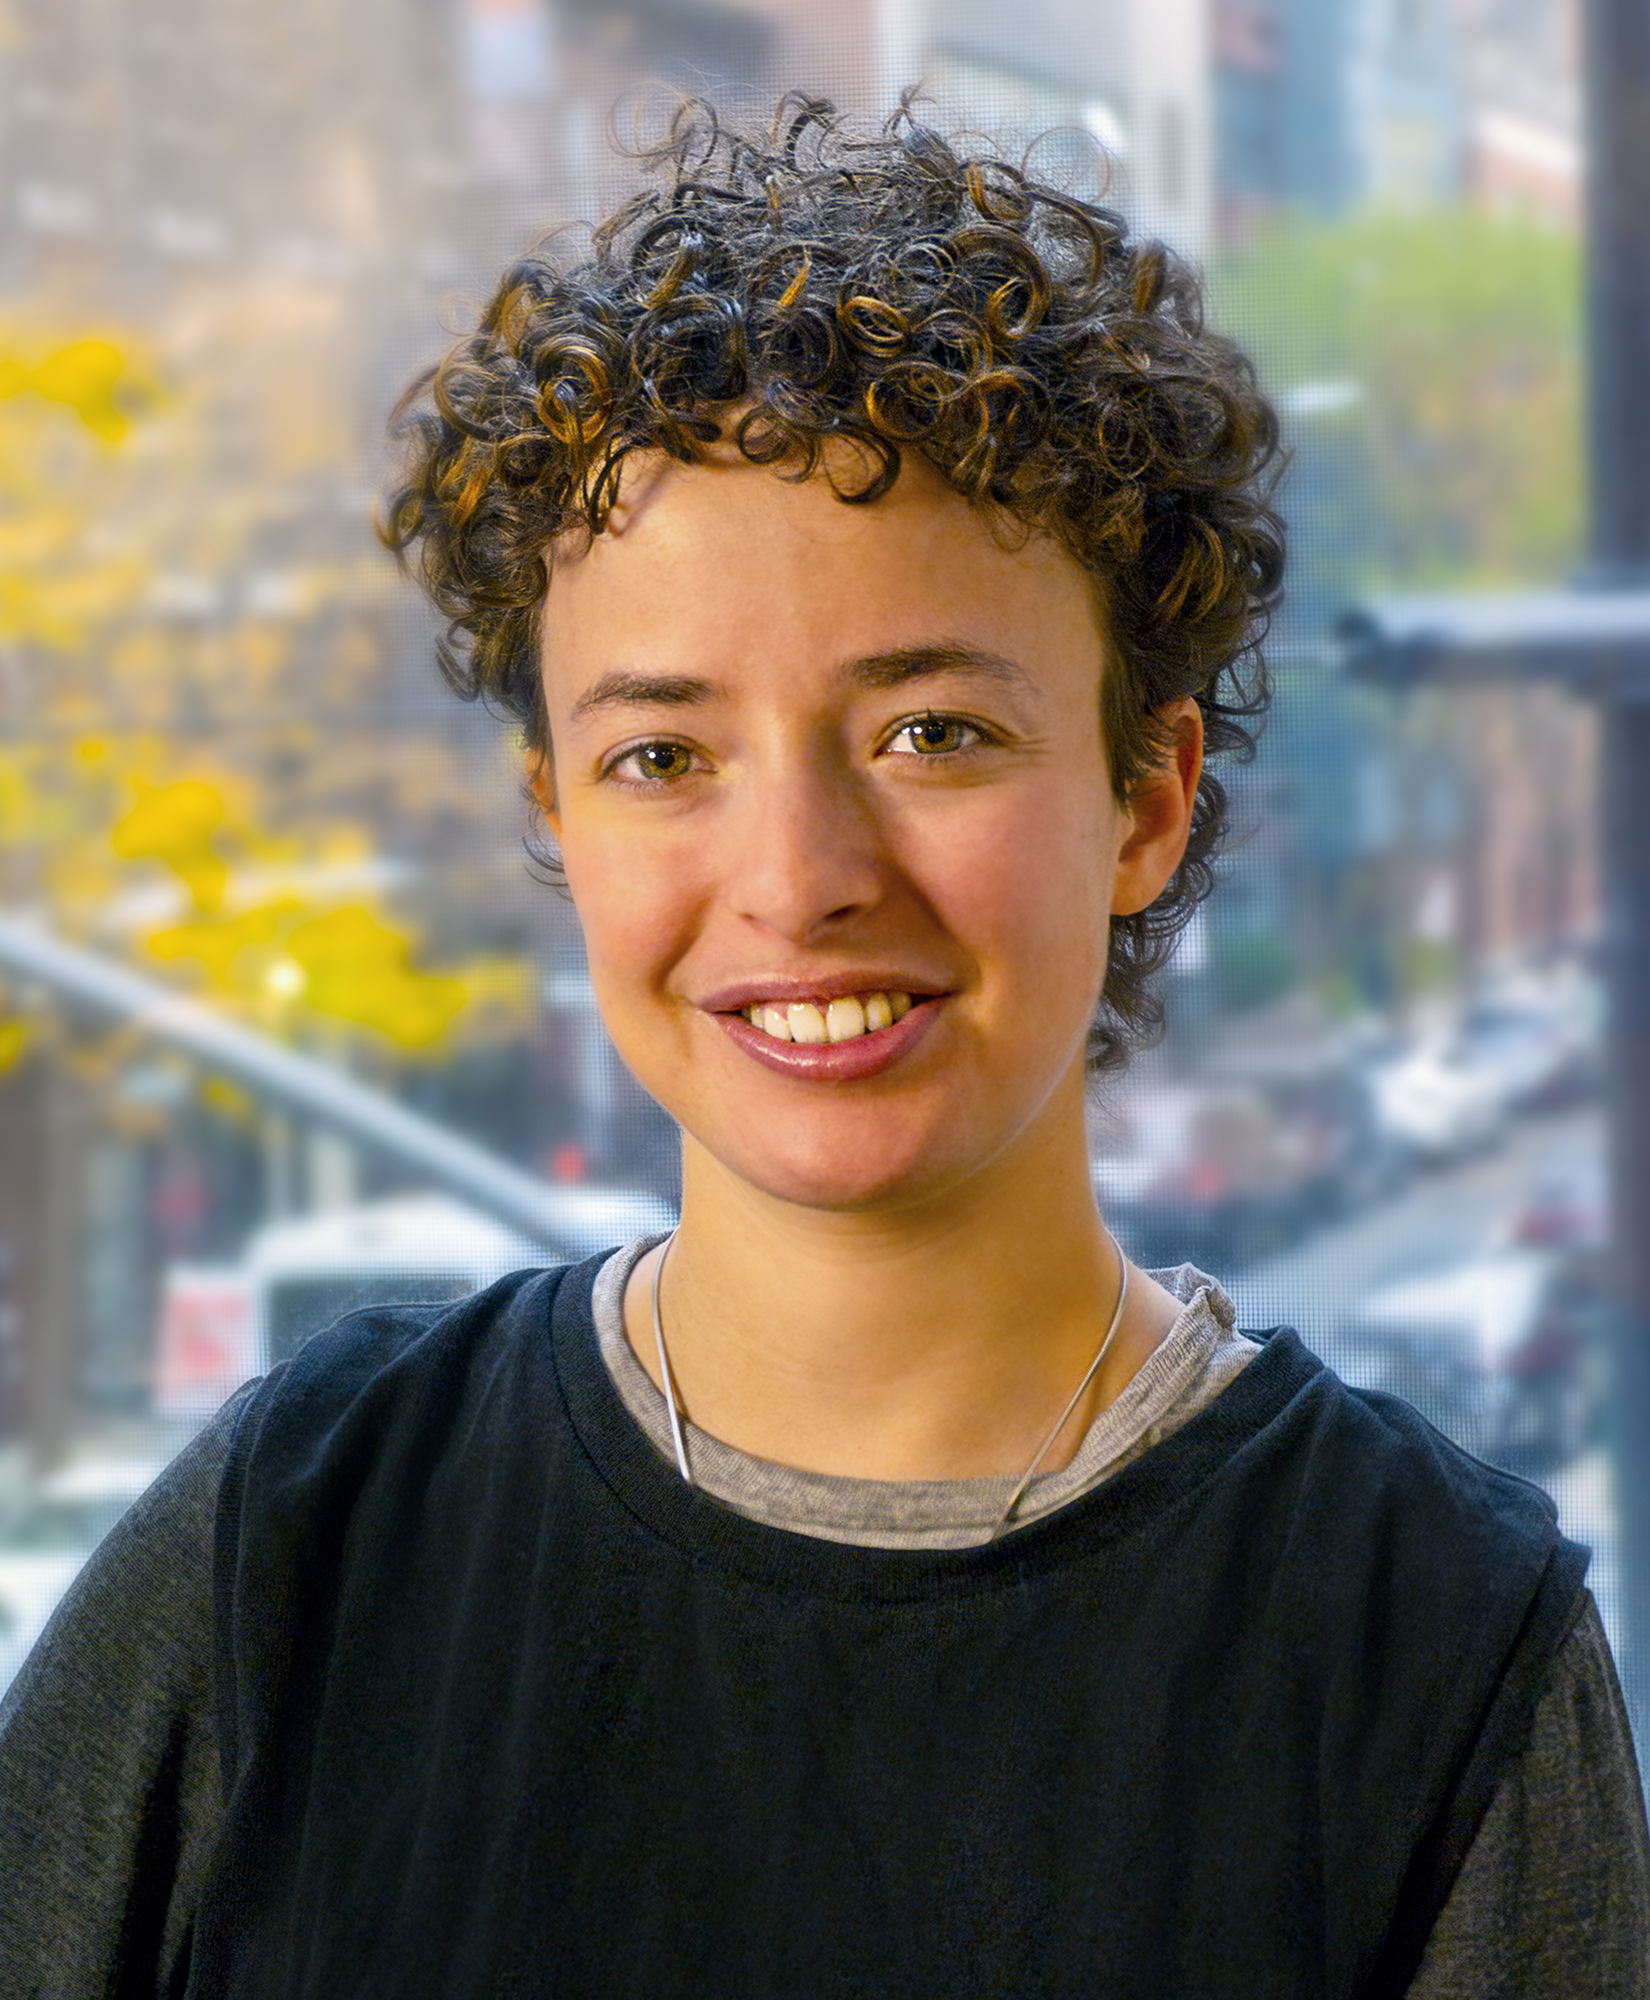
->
<box><xmin>546</xmin><ymin>1250</ymin><xmax>1324</xmax><ymax>1601</ymax></box>
<box><xmin>588</xmin><ymin>1235</ymin><xmax>1263</xmax><ymax>1549</ymax></box>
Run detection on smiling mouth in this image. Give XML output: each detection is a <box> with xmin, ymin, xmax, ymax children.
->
<box><xmin>737</xmin><ymin>990</ymin><xmax>916</xmax><ymax>1045</ymax></box>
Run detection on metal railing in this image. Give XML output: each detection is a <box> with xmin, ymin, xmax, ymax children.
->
<box><xmin>0</xmin><ymin>913</ymin><xmax>596</xmax><ymax>1250</ymax></box>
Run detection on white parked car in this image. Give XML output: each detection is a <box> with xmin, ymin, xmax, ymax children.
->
<box><xmin>1457</xmin><ymin>993</ymin><xmax>1596</xmax><ymax>1112</ymax></box>
<box><xmin>1357</xmin><ymin>1252</ymin><xmax>1553</xmax><ymax>1373</ymax></box>
<box><xmin>1350</xmin><ymin>1248</ymin><xmax>1605</xmax><ymax>1473</ymax></box>
<box><xmin>1366</xmin><ymin>1037</ymin><xmax>1507</xmax><ymax>1163</ymax></box>
<box><xmin>155</xmin><ymin>1187</ymin><xmax>677</xmax><ymax>1417</ymax></box>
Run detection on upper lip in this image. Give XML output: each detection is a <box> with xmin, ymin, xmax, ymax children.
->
<box><xmin>696</xmin><ymin>973</ymin><xmax>949</xmax><ymax>1013</ymax></box>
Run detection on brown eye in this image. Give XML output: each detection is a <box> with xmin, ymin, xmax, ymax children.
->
<box><xmin>611</xmin><ymin>741</ymin><xmax>699</xmax><ymax>783</ymax></box>
<box><xmin>886</xmin><ymin>714</ymin><xmax>983</xmax><ymax>757</ymax></box>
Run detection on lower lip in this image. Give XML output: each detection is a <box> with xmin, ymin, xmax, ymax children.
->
<box><xmin>713</xmin><ymin>1000</ymin><xmax>942</xmax><ymax>1081</ymax></box>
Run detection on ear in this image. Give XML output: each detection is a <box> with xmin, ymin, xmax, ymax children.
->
<box><xmin>525</xmin><ymin>745</ymin><xmax>560</xmax><ymax>840</ymax></box>
<box><xmin>1110</xmin><ymin>699</ymin><xmax>1204</xmax><ymax>916</ymax></box>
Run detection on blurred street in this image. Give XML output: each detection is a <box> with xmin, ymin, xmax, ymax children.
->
<box><xmin>1226</xmin><ymin>1101</ymin><xmax>1619</xmax><ymax>1650</ymax></box>
<box><xmin>1225</xmin><ymin>1104</ymin><xmax>1602</xmax><ymax>1343</ymax></box>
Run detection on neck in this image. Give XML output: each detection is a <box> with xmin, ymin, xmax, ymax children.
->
<box><xmin>621</xmin><ymin>1076</ymin><xmax>1184</xmax><ymax>1481</ymax></box>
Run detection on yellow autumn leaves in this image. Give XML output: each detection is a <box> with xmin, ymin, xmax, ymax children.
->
<box><xmin>0</xmin><ymin>332</ymin><xmax>157</xmax><ymax>652</ymax></box>
<box><xmin>112</xmin><ymin>777</ymin><xmax>229</xmax><ymax>911</ymax></box>
<box><xmin>0</xmin><ymin>339</ymin><xmax>130</xmax><ymax>443</ymax></box>
<box><xmin>0</xmin><ymin>322</ymin><xmax>532</xmax><ymax>1062</ymax></box>
<box><xmin>107</xmin><ymin>775</ymin><xmax>472</xmax><ymax>1049</ymax></box>
<box><xmin>282</xmin><ymin>909</ymin><xmax>470</xmax><ymax>1048</ymax></box>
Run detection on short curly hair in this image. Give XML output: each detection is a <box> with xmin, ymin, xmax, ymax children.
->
<box><xmin>382</xmin><ymin>93</ymin><xmax>1284</xmax><ymax>1068</ymax></box>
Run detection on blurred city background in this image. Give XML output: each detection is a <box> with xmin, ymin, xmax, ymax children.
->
<box><xmin>0</xmin><ymin>0</ymin><xmax>1636</xmax><ymax>1734</ymax></box>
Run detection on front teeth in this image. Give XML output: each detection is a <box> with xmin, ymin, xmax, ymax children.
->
<box><xmin>743</xmin><ymin>991</ymin><xmax>915</xmax><ymax>1044</ymax></box>
<box><xmin>825</xmin><ymin>998</ymin><xmax>863</xmax><ymax>1042</ymax></box>
<box><xmin>791</xmin><ymin>1003</ymin><xmax>830</xmax><ymax>1045</ymax></box>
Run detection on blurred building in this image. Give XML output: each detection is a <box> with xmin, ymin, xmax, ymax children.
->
<box><xmin>460</xmin><ymin>0</ymin><xmax>1211</xmax><ymax>263</ymax></box>
<box><xmin>1460</xmin><ymin>0</ymin><xmax>1582</xmax><ymax>226</ymax></box>
<box><xmin>0</xmin><ymin>0</ymin><xmax>587</xmax><ymax>1451</ymax></box>
<box><xmin>909</xmin><ymin>0</ymin><xmax>1211</xmax><ymax>251</ymax></box>
<box><xmin>1215</xmin><ymin>0</ymin><xmax>1580</xmax><ymax>226</ymax></box>
<box><xmin>1213</xmin><ymin>0</ymin><xmax>1453</xmax><ymax>224</ymax></box>
<box><xmin>1208</xmin><ymin>0</ymin><xmax>1592</xmax><ymax>1025</ymax></box>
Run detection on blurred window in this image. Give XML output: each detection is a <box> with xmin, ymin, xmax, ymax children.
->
<box><xmin>0</xmin><ymin>0</ymin><xmax>1614</xmax><ymax>1699</ymax></box>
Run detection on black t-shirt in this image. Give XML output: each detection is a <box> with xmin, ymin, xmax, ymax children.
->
<box><xmin>2</xmin><ymin>1255</ymin><xmax>1646</xmax><ymax>1997</ymax></box>
<box><xmin>184</xmin><ymin>1256</ymin><xmax>1598</xmax><ymax>1995</ymax></box>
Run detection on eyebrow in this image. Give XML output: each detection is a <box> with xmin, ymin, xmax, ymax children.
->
<box><xmin>845</xmin><ymin>644</ymin><xmax>1034</xmax><ymax>695</ymax></box>
<box><xmin>568</xmin><ymin>671</ymin><xmax>715</xmax><ymax>721</ymax></box>
<box><xmin>567</xmin><ymin>645</ymin><xmax>1032</xmax><ymax>721</ymax></box>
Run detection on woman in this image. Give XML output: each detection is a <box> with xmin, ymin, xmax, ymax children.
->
<box><xmin>2</xmin><ymin>97</ymin><xmax>1645</xmax><ymax>1998</ymax></box>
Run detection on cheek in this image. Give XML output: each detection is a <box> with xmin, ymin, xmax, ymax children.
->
<box><xmin>558</xmin><ymin>822</ymin><xmax>699</xmax><ymax>1011</ymax></box>
<box><xmin>908</xmin><ymin>782</ymin><xmax>1117</xmax><ymax>1003</ymax></box>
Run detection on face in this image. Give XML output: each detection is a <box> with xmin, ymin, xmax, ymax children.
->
<box><xmin>541</xmin><ymin>450</ymin><xmax>1199</xmax><ymax>1214</ymax></box>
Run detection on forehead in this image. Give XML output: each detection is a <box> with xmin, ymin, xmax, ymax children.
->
<box><xmin>540</xmin><ymin>450</ymin><xmax>1104</xmax><ymax>693</ymax></box>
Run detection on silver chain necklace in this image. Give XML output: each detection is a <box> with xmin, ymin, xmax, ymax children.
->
<box><xmin>649</xmin><ymin>1228</ymin><xmax>1131</xmax><ymax>1543</ymax></box>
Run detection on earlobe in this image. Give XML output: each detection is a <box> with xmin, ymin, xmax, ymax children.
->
<box><xmin>1109</xmin><ymin>700</ymin><xmax>1204</xmax><ymax>916</ymax></box>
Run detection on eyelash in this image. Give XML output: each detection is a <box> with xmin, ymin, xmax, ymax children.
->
<box><xmin>602</xmin><ymin>740</ymin><xmax>706</xmax><ymax>788</ymax></box>
<box><xmin>880</xmin><ymin>711</ymin><xmax>997</xmax><ymax>758</ymax></box>
<box><xmin>599</xmin><ymin>711</ymin><xmax>999</xmax><ymax>789</ymax></box>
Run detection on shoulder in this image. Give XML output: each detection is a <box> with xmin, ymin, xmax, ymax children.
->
<box><xmin>1334</xmin><ymin>1366</ymin><xmax>1582</xmax><ymax>1597</ymax></box>
<box><xmin>268</xmin><ymin>1257</ymin><xmax>578</xmax><ymax>1388</ymax></box>
<box><xmin>1209</xmin><ymin>1330</ymin><xmax>1590</xmax><ymax>1734</ymax></box>
<box><xmin>0</xmin><ymin>1384</ymin><xmax>254</xmax><ymax>1996</ymax></box>
<box><xmin>229</xmin><ymin>1258</ymin><xmax>587</xmax><ymax>1464</ymax></box>
<box><xmin>1409</xmin><ymin>1591</ymin><xmax>1650</xmax><ymax>1996</ymax></box>
<box><xmin>1197</xmin><ymin>1334</ymin><xmax>1600</xmax><ymax>1982</ymax></box>
<box><xmin>218</xmin><ymin>1255</ymin><xmax>595</xmax><ymax>1562</ymax></box>
<box><xmin>3</xmin><ymin>1380</ymin><xmax>248</xmax><ymax>1735</ymax></box>
<box><xmin>212</xmin><ymin>1257</ymin><xmax>598</xmax><ymax>1788</ymax></box>
<box><xmin>1236</xmin><ymin>1327</ymin><xmax>1577</xmax><ymax>1568</ymax></box>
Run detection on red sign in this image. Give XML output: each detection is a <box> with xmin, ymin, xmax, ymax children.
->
<box><xmin>154</xmin><ymin>1266</ymin><xmax>256</xmax><ymax>1417</ymax></box>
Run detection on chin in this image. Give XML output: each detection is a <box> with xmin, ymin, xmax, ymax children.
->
<box><xmin>702</xmin><ymin>1114</ymin><xmax>988</xmax><ymax>1216</ymax></box>
<box><xmin>742</xmin><ymin>1163</ymin><xmax>938</xmax><ymax>1215</ymax></box>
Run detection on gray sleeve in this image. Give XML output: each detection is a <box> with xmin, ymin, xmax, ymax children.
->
<box><xmin>0</xmin><ymin>1389</ymin><xmax>250</xmax><ymax>2000</ymax></box>
<box><xmin>1409</xmin><ymin>1589</ymin><xmax>1650</xmax><ymax>1997</ymax></box>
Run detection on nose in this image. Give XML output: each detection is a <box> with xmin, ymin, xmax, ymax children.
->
<box><xmin>724</xmin><ymin>752</ymin><xmax>887</xmax><ymax>944</ymax></box>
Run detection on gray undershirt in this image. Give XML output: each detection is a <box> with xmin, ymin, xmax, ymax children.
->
<box><xmin>593</xmin><ymin>1237</ymin><xmax>1262</xmax><ymax>1546</ymax></box>
<box><xmin>0</xmin><ymin>1248</ymin><xmax>1646</xmax><ymax>1996</ymax></box>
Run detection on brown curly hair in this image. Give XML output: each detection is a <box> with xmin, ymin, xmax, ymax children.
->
<box><xmin>382</xmin><ymin>93</ymin><xmax>1284</xmax><ymax>1068</ymax></box>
